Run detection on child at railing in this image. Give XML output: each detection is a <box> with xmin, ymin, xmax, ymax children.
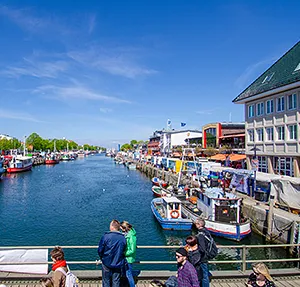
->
<box><xmin>246</xmin><ymin>263</ymin><xmax>275</xmax><ymax>287</ymax></box>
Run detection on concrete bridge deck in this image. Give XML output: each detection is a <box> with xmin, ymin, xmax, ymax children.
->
<box><xmin>1</xmin><ymin>270</ymin><xmax>300</xmax><ymax>287</ymax></box>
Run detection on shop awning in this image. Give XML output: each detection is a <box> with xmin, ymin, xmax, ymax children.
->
<box><xmin>210</xmin><ymin>154</ymin><xmax>227</xmax><ymax>161</ymax></box>
<box><xmin>229</xmin><ymin>154</ymin><xmax>246</xmax><ymax>162</ymax></box>
<box><xmin>219</xmin><ymin>133</ymin><xmax>245</xmax><ymax>139</ymax></box>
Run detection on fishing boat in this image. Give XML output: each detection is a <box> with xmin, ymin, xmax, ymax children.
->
<box><xmin>181</xmin><ymin>187</ymin><xmax>251</xmax><ymax>241</ymax></box>
<box><xmin>78</xmin><ymin>151</ymin><xmax>85</xmax><ymax>158</ymax></box>
<box><xmin>6</xmin><ymin>156</ymin><xmax>32</xmax><ymax>173</ymax></box>
<box><xmin>45</xmin><ymin>154</ymin><xmax>59</xmax><ymax>165</ymax></box>
<box><xmin>61</xmin><ymin>154</ymin><xmax>70</xmax><ymax>161</ymax></box>
<box><xmin>151</xmin><ymin>196</ymin><xmax>193</xmax><ymax>230</ymax></box>
<box><xmin>127</xmin><ymin>162</ymin><xmax>137</xmax><ymax>170</ymax></box>
<box><xmin>0</xmin><ymin>159</ymin><xmax>5</xmax><ymax>179</ymax></box>
<box><xmin>152</xmin><ymin>177</ymin><xmax>168</xmax><ymax>187</ymax></box>
<box><xmin>151</xmin><ymin>186</ymin><xmax>171</xmax><ymax>197</ymax></box>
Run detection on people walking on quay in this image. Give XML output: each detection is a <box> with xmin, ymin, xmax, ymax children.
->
<box><xmin>120</xmin><ymin>221</ymin><xmax>137</xmax><ymax>287</ymax></box>
<box><xmin>194</xmin><ymin>218</ymin><xmax>218</xmax><ymax>287</ymax></box>
<box><xmin>98</xmin><ymin>219</ymin><xmax>126</xmax><ymax>287</ymax></box>
<box><xmin>246</xmin><ymin>263</ymin><xmax>276</xmax><ymax>287</ymax></box>
<box><xmin>50</xmin><ymin>246</ymin><xmax>67</xmax><ymax>287</ymax></box>
<box><xmin>185</xmin><ymin>235</ymin><xmax>203</xmax><ymax>285</ymax></box>
<box><xmin>176</xmin><ymin>247</ymin><xmax>199</xmax><ymax>287</ymax></box>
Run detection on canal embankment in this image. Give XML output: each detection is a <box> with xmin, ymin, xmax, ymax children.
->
<box><xmin>134</xmin><ymin>159</ymin><xmax>300</xmax><ymax>246</ymax></box>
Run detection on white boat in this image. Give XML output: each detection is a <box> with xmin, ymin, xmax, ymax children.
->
<box><xmin>151</xmin><ymin>196</ymin><xmax>193</xmax><ymax>230</ymax></box>
<box><xmin>182</xmin><ymin>187</ymin><xmax>251</xmax><ymax>241</ymax></box>
<box><xmin>6</xmin><ymin>156</ymin><xmax>32</xmax><ymax>173</ymax></box>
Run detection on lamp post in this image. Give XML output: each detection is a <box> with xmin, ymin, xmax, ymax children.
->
<box><xmin>250</xmin><ymin>145</ymin><xmax>260</xmax><ymax>197</ymax></box>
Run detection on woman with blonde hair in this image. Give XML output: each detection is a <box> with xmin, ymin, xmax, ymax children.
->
<box><xmin>246</xmin><ymin>262</ymin><xmax>275</xmax><ymax>287</ymax></box>
<box><xmin>120</xmin><ymin>221</ymin><xmax>137</xmax><ymax>287</ymax></box>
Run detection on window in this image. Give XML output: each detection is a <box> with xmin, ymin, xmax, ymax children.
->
<box><xmin>277</xmin><ymin>126</ymin><xmax>285</xmax><ymax>140</ymax></box>
<box><xmin>257</xmin><ymin>128</ymin><xmax>264</xmax><ymax>141</ymax></box>
<box><xmin>262</xmin><ymin>72</ymin><xmax>274</xmax><ymax>84</ymax></box>
<box><xmin>273</xmin><ymin>157</ymin><xmax>294</xmax><ymax>176</ymax></box>
<box><xmin>294</xmin><ymin>63</ymin><xmax>300</xmax><ymax>72</ymax></box>
<box><xmin>288</xmin><ymin>124</ymin><xmax>297</xmax><ymax>140</ymax></box>
<box><xmin>248</xmin><ymin>105</ymin><xmax>254</xmax><ymax>118</ymax></box>
<box><xmin>266</xmin><ymin>127</ymin><xmax>274</xmax><ymax>141</ymax></box>
<box><xmin>277</xmin><ymin>96</ymin><xmax>285</xmax><ymax>112</ymax></box>
<box><xmin>266</xmin><ymin>99</ymin><xmax>274</xmax><ymax>114</ymax></box>
<box><xmin>256</xmin><ymin>102</ymin><xmax>264</xmax><ymax>116</ymax></box>
<box><xmin>248</xmin><ymin>129</ymin><xmax>254</xmax><ymax>142</ymax></box>
<box><xmin>258</xmin><ymin>156</ymin><xmax>268</xmax><ymax>173</ymax></box>
<box><xmin>288</xmin><ymin>94</ymin><xmax>297</xmax><ymax>110</ymax></box>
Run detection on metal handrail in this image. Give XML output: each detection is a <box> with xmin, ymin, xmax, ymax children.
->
<box><xmin>0</xmin><ymin>244</ymin><xmax>298</xmax><ymax>272</ymax></box>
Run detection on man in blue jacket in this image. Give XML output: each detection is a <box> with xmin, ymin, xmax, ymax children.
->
<box><xmin>98</xmin><ymin>220</ymin><xmax>126</xmax><ymax>287</ymax></box>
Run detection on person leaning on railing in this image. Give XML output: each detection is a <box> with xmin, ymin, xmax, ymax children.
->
<box><xmin>246</xmin><ymin>263</ymin><xmax>276</xmax><ymax>287</ymax></box>
<box><xmin>50</xmin><ymin>247</ymin><xmax>67</xmax><ymax>287</ymax></box>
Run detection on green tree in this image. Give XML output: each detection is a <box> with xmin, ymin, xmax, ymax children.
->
<box><xmin>26</xmin><ymin>133</ymin><xmax>44</xmax><ymax>151</ymax></box>
<box><xmin>130</xmin><ymin>140</ymin><xmax>138</xmax><ymax>147</ymax></box>
<box><xmin>121</xmin><ymin>143</ymin><xmax>132</xmax><ymax>151</ymax></box>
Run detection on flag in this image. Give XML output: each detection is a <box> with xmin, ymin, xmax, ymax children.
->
<box><xmin>181</xmin><ymin>122</ymin><xmax>186</xmax><ymax>127</ymax></box>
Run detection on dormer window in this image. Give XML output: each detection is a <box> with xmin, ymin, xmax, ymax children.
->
<box><xmin>294</xmin><ymin>63</ymin><xmax>300</xmax><ymax>72</ymax></box>
<box><xmin>262</xmin><ymin>72</ymin><xmax>275</xmax><ymax>84</ymax></box>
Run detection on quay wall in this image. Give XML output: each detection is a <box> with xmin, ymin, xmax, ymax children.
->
<box><xmin>135</xmin><ymin>159</ymin><xmax>300</xmax><ymax>245</ymax></box>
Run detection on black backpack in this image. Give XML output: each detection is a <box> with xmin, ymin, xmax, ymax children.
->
<box><xmin>198</xmin><ymin>231</ymin><xmax>218</xmax><ymax>260</ymax></box>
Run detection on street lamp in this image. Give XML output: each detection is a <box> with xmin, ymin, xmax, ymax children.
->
<box><xmin>250</xmin><ymin>144</ymin><xmax>261</xmax><ymax>196</ymax></box>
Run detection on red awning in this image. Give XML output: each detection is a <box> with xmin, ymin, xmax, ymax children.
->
<box><xmin>148</xmin><ymin>142</ymin><xmax>160</xmax><ymax>148</ymax></box>
<box><xmin>219</xmin><ymin>133</ymin><xmax>245</xmax><ymax>139</ymax></box>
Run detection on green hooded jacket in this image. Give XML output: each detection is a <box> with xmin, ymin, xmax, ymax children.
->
<box><xmin>124</xmin><ymin>228</ymin><xmax>137</xmax><ymax>263</ymax></box>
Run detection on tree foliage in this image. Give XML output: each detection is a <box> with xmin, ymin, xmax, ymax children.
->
<box><xmin>0</xmin><ymin>138</ymin><xmax>21</xmax><ymax>150</ymax></box>
<box><xmin>121</xmin><ymin>143</ymin><xmax>132</xmax><ymax>151</ymax></box>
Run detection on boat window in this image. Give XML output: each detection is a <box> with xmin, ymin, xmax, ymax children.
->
<box><xmin>168</xmin><ymin>203</ymin><xmax>173</xmax><ymax>210</ymax></box>
<box><xmin>174</xmin><ymin>203</ymin><xmax>179</xmax><ymax>210</ymax></box>
<box><xmin>207</xmin><ymin>198</ymin><xmax>211</xmax><ymax>206</ymax></box>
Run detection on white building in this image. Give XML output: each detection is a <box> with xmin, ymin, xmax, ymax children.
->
<box><xmin>0</xmin><ymin>134</ymin><xmax>13</xmax><ymax>140</ymax></box>
<box><xmin>160</xmin><ymin>130</ymin><xmax>202</xmax><ymax>155</ymax></box>
<box><xmin>233</xmin><ymin>41</ymin><xmax>300</xmax><ymax>177</ymax></box>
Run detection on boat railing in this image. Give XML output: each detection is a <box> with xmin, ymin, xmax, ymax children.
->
<box><xmin>0</xmin><ymin>243</ymin><xmax>299</xmax><ymax>272</ymax></box>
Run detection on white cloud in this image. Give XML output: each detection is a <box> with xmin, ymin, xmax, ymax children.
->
<box><xmin>99</xmin><ymin>108</ymin><xmax>113</xmax><ymax>113</ymax></box>
<box><xmin>2</xmin><ymin>58</ymin><xmax>68</xmax><ymax>79</ymax></box>
<box><xmin>67</xmin><ymin>46</ymin><xmax>158</xmax><ymax>79</ymax></box>
<box><xmin>88</xmin><ymin>14</ymin><xmax>96</xmax><ymax>34</ymax></box>
<box><xmin>196</xmin><ymin>109</ymin><xmax>216</xmax><ymax>115</ymax></box>
<box><xmin>235</xmin><ymin>57</ymin><xmax>277</xmax><ymax>90</ymax></box>
<box><xmin>0</xmin><ymin>109</ymin><xmax>43</xmax><ymax>122</ymax></box>
<box><xmin>34</xmin><ymin>85</ymin><xmax>131</xmax><ymax>104</ymax></box>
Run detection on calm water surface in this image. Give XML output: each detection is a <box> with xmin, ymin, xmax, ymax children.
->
<box><xmin>0</xmin><ymin>155</ymin><xmax>291</xmax><ymax>270</ymax></box>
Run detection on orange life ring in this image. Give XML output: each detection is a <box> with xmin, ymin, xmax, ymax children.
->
<box><xmin>170</xmin><ymin>210</ymin><xmax>179</xmax><ymax>219</ymax></box>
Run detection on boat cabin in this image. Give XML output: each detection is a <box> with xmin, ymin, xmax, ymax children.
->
<box><xmin>197</xmin><ymin>188</ymin><xmax>240</xmax><ymax>223</ymax></box>
<box><xmin>162</xmin><ymin>196</ymin><xmax>183</xmax><ymax>219</ymax></box>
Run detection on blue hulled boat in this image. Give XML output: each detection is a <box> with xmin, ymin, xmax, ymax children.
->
<box><xmin>151</xmin><ymin>196</ymin><xmax>193</xmax><ymax>230</ymax></box>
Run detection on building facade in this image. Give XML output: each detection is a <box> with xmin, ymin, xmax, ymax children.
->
<box><xmin>233</xmin><ymin>41</ymin><xmax>300</xmax><ymax>177</ymax></box>
<box><xmin>202</xmin><ymin>122</ymin><xmax>245</xmax><ymax>150</ymax></box>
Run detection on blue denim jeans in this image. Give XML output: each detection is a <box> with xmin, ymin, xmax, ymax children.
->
<box><xmin>102</xmin><ymin>264</ymin><xmax>121</xmax><ymax>287</ymax></box>
<box><xmin>125</xmin><ymin>263</ymin><xmax>135</xmax><ymax>287</ymax></box>
<box><xmin>200</xmin><ymin>263</ymin><xmax>210</xmax><ymax>287</ymax></box>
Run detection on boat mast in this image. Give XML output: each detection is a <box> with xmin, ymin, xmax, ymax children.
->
<box><xmin>54</xmin><ymin>140</ymin><xmax>56</xmax><ymax>152</ymax></box>
<box><xmin>23</xmin><ymin>136</ymin><xmax>26</xmax><ymax>157</ymax></box>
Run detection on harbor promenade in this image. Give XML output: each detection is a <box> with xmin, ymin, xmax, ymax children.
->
<box><xmin>1</xmin><ymin>270</ymin><xmax>300</xmax><ymax>287</ymax></box>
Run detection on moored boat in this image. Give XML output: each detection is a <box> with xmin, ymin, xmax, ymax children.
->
<box><xmin>6</xmin><ymin>156</ymin><xmax>32</xmax><ymax>173</ymax></box>
<box><xmin>45</xmin><ymin>154</ymin><xmax>59</xmax><ymax>164</ymax></box>
<box><xmin>0</xmin><ymin>159</ymin><xmax>5</xmax><ymax>179</ymax></box>
<box><xmin>181</xmin><ymin>187</ymin><xmax>251</xmax><ymax>241</ymax></box>
<box><xmin>152</xmin><ymin>177</ymin><xmax>168</xmax><ymax>187</ymax></box>
<box><xmin>151</xmin><ymin>196</ymin><xmax>193</xmax><ymax>230</ymax></box>
<box><xmin>151</xmin><ymin>186</ymin><xmax>170</xmax><ymax>197</ymax></box>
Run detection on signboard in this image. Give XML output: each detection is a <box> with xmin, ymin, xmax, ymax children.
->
<box><xmin>251</xmin><ymin>159</ymin><xmax>259</xmax><ymax>171</ymax></box>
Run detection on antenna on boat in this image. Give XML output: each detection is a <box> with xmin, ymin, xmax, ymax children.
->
<box><xmin>23</xmin><ymin>135</ymin><xmax>27</xmax><ymax>157</ymax></box>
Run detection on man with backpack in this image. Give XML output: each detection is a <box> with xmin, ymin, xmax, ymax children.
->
<box><xmin>194</xmin><ymin>218</ymin><xmax>218</xmax><ymax>287</ymax></box>
<box><xmin>98</xmin><ymin>220</ymin><xmax>126</xmax><ymax>287</ymax></box>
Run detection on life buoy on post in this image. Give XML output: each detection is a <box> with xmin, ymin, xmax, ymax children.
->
<box><xmin>170</xmin><ymin>210</ymin><xmax>179</xmax><ymax>219</ymax></box>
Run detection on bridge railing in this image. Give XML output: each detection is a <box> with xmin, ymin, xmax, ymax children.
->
<box><xmin>0</xmin><ymin>243</ymin><xmax>299</xmax><ymax>272</ymax></box>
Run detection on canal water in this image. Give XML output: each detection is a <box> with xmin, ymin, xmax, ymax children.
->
<box><xmin>0</xmin><ymin>155</ymin><xmax>292</xmax><ymax>271</ymax></box>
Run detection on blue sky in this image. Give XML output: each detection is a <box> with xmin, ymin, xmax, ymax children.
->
<box><xmin>0</xmin><ymin>0</ymin><xmax>299</xmax><ymax>147</ymax></box>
